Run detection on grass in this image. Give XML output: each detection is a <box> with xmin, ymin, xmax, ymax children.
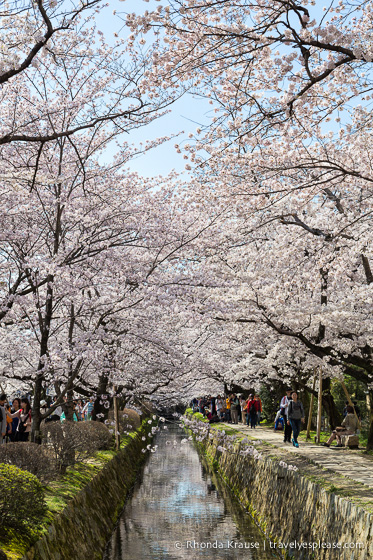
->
<box><xmin>44</xmin><ymin>451</ymin><xmax>116</xmax><ymax>518</ymax></box>
<box><xmin>0</xmin><ymin>422</ymin><xmax>149</xmax><ymax>560</ymax></box>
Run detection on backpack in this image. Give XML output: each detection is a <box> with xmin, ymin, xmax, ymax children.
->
<box><xmin>18</xmin><ymin>411</ymin><xmax>31</xmax><ymax>433</ymax></box>
<box><xmin>249</xmin><ymin>403</ymin><xmax>256</xmax><ymax>414</ymax></box>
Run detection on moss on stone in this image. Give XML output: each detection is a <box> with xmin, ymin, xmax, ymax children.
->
<box><xmin>0</xmin><ymin>420</ymin><xmax>152</xmax><ymax>560</ymax></box>
<box><xmin>186</xmin><ymin>414</ymin><xmax>373</xmax><ymax>560</ymax></box>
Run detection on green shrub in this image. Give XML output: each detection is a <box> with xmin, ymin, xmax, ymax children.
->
<box><xmin>74</xmin><ymin>420</ymin><xmax>113</xmax><ymax>451</ymax></box>
<box><xmin>121</xmin><ymin>408</ymin><xmax>141</xmax><ymax>431</ymax></box>
<box><xmin>0</xmin><ymin>464</ymin><xmax>47</xmax><ymax>537</ymax></box>
<box><xmin>107</xmin><ymin>408</ymin><xmax>141</xmax><ymax>433</ymax></box>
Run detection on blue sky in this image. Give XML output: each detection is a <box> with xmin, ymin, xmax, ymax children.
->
<box><xmin>97</xmin><ymin>0</ymin><xmax>344</xmax><ymax>177</ymax></box>
<box><xmin>98</xmin><ymin>0</ymin><xmax>213</xmax><ymax>177</ymax></box>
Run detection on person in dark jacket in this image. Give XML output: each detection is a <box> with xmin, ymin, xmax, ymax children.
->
<box><xmin>287</xmin><ymin>392</ymin><xmax>305</xmax><ymax>448</ymax></box>
<box><xmin>280</xmin><ymin>389</ymin><xmax>293</xmax><ymax>443</ymax></box>
<box><xmin>0</xmin><ymin>393</ymin><xmax>7</xmax><ymax>444</ymax></box>
<box><xmin>10</xmin><ymin>398</ymin><xmax>21</xmax><ymax>442</ymax></box>
<box><xmin>247</xmin><ymin>397</ymin><xmax>260</xmax><ymax>429</ymax></box>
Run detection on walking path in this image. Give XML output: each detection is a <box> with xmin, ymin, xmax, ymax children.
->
<box><xmin>220</xmin><ymin>423</ymin><xmax>373</xmax><ymax>489</ymax></box>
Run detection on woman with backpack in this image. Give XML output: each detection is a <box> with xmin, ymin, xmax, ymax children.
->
<box><xmin>246</xmin><ymin>396</ymin><xmax>260</xmax><ymax>429</ymax></box>
<box><xmin>11</xmin><ymin>397</ymin><xmax>32</xmax><ymax>442</ymax></box>
<box><xmin>287</xmin><ymin>392</ymin><xmax>305</xmax><ymax>448</ymax></box>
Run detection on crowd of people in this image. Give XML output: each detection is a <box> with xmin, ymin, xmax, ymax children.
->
<box><xmin>0</xmin><ymin>392</ymin><xmax>97</xmax><ymax>444</ymax></box>
<box><xmin>190</xmin><ymin>394</ymin><xmax>263</xmax><ymax>429</ymax></box>
<box><xmin>191</xmin><ymin>389</ymin><xmax>362</xmax><ymax>450</ymax></box>
<box><xmin>0</xmin><ymin>393</ymin><xmax>32</xmax><ymax>443</ymax></box>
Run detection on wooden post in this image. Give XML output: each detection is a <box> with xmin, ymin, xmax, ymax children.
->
<box><xmin>340</xmin><ymin>378</ymin><xmax>362</xmax><ymax>430</ymax></box>
<box><xmin>113</xmin><ymin>385</ymin><xmax>120</xmax><ymax>451</ymax></box>
<box><xmin>306</xmin><ymin>375</ymin><xmax>317</xmax><ymax>440</ymax></box>
<box><xmin>316</xmin><ymin>366</ymin><xmax>323</xmax><ymax>443</ymax></box>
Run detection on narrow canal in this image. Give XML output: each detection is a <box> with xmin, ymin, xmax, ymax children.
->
<box><xmin>103</xmin><ymin>425</ymin><xmax>276</xmax><ymax>560</ymax></box>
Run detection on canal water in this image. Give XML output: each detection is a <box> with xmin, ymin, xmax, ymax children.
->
<box><xmin>103</xmin><ymin>424</ymin><xmax>276</xmax><ymax>560</ymax></box>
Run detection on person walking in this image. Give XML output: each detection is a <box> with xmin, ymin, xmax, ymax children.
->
<box><xmin>216</xmin><ymin>396</ymin><xmax>224</xmax><ymax>416</ymax></box>
<box><xmin>247</xmin><ymin>396</ymin><xmax>260</xmax><ymax>429</ymax></box>
<box><xmin>9</xmin><ymin>398</ymin><xmax>21</xmax><ymax>442</ymax></box>
<box><xmin>245</xmin><ymin>394</ymin><xmax>253</xmax><ymax>426</ymax></box>
<box><xmin>240</xmin><ymin>396</ymin><xmax>247</xmax><ymax>425</ymax></box>
<box><xmin>0</xmin><ymin>393</ymin><xmax>7</xmax><ymax>444</ymax></box>
<box><xmin>287</xmin><ymin>391</ymin><xmax>305</xmax><ymax>448</ymax></box>
<box><xmin>254</xmin><ymin>394</ymin><xmax>262</xmax><ymax>424</ymax></box>
<box><xmin>225</xmin><ymin>395</ymin><xmax>231</xmax><ymax>423</ymax></box>
<box><xmin>230</xmin><ymin>394</ymin><xmax>239</xmax><ymax>424</ymax></box>
<box><xmin>280</xmin><ymin>389</ymin><xmax>293</xmax><ymax>443</ymax></box>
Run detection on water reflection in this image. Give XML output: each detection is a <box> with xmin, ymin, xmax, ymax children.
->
<box><xmin>103</xmin><ymin>425</ymin><xmax>276</xmax><ymax>560</ymax></box>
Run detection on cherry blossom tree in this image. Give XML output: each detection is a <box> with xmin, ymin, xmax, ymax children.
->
<box><xmin>122</xmin><ymin>0</ymin><xmax>373</xmax><ymax>444</ymax></box>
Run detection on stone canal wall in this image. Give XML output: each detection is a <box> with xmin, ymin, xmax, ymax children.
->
<box><xmin>21</xmin><ymin>427</ymin><xmax>150</xmax><ymax>560</ymax></box>
<box><xmin>195</xmin><ymin>430</ymin><xmax>373</xmax><ymax>560</ymax></box>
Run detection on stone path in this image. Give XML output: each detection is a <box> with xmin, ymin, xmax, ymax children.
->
<box><xmin>220</xmin><ymin>423</ymin><xmax>373</xmax><ymax>489</ymax></box>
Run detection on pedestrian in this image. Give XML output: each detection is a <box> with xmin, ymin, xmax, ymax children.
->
<box><xmin>45</xmin><ymin>396</ymin><xmax>63</xmax><ymax>423</ymax></box>
<box><xmin>254</xmin><ymin>394</ymin><xmax>262</xmax><ymax>424</ymax></box>
<box><xmin>280</xmin><ymin>388</ymin><xmax>293</xmax><ymax>443</ymax></box>
<box><xmin>245</xmin><ymin>394</ymin><xmax>253</xmax><ymax>426</ymax></box>
<box><xmin>287</xmin><ymin>391</ymin><xmax>305</xmax><ymax>448</ymax></box>
<box><xmin>216</xmin><ymin>396</ymin><xmax>224</xmax><ymax>416</ymax></box>
<box><xmin>210</xmin><ymin>396</ymin><xmax>216</xmax><ymax>416</ymax></box>
<box><xmin>274</xmin><ymin>409</ymin><xmax>285</xmax><ymax>431</ymax></box>
<box><xmin>0</xmin><ymin>393</ymin><xmax>7</xmax><ymax>444</ymax></box>
<box><xmin>11</xmin><ymin>398</ymin><xmax>32</xmax><ymax>442</ymax></box>
<box><xmin>323</xmin><ymin>406</ymin><xmax>359</xmax><ymax>447</ymax></box>
<box><xmin>247</xmin><ymin>396</ymin><xmax>259</xmax><ymax>429</ymax></box>
<box><xmin>5</xmin><ymin>402</ymin><xmax>14</xmax><ymax>442</ymax></box>
<box><xmin>240</xmin><ymin>396</ymin><xmax>247</xmax><ymax>425</ymax></box>
<box><xmin>74</xmin><ymin>400</ymin><xmax>82</xmax><ymax>421</ymax></box>
<box><xmin>9</xmin><ymin>398</ymin><xmax>21</xmax><ymax>441</ymax></box>
<box><xmin>82</xmin><ymin>397</ymin><xmax>94</xmax><ymax>421</ymax></box>
<box><xmin>225</xmin><ymin>395</ymin><xmax>231</xmax><ymax>423</ymax></box>
<box><xmin>230</xmin><ymin>394</ymin><xmax>239</xmax><ymax>424</ymax></box>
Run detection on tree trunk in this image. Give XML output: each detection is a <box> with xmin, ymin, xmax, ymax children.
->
<box><xmin>31</xmin><ymin>375</ymin><xmax>43</xmax><ymax>444</ymax></box>
<box><xmin>321</xmin><ymin>378</ymin><xmax>341</xmax><ymax>429</ymax></box>
<box><xmin>64</xmin><ymin>388</ymin><xmax>75</xmax><ymax>421</ymax></box>
<box><xmin>92</xmin><ymin>374</ymin><xmax>109</xmax><ymax>421</ymax></box>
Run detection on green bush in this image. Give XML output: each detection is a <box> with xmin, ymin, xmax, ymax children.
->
<box><xmin>0</xmin><ymin>464</ymin><xmax>47</xmax><ymax>536</ymax></box>
<box><xmin>121</xmin><ymin>408</ymin><xmax>141</xmax><ymax>431</ymax></box>
<box><xmin>107</xmin><ymin>408</ymin><xmax>141</xmax><ymax>433</ymax></box>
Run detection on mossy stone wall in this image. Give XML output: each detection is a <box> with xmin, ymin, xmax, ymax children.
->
<box><xmin>196</xmin><ymin>433</ymin><xmax>373</xmax><ymax>560</ymax></box>
<box><xmin>21</xmin><ymin>430</ymin><xmax>148</xmax><ymax>560</ymax></box>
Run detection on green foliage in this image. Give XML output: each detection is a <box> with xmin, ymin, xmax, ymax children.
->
<box><xmin>331</xmin><ymin>376</ymin><xmax>367</xmax><ymax>420</ymax></box>
<box><xmin>121</xmin><ymin>408</ymin><xmax>142</xmax><ymax>431</ymax></box>
<box><xmin>259</xmin><ymin>385</ymin><xmax>280</xmax><ymax>421</ymax></box>
<box><xmin>0</xmin><ymin>464</ymin><xmax>47</xmax><ymax>537</ymax></box>
<box><xmin>193</xmin><ymin>412</ymin><xmax>208</xmax><ymax>422</ymax></box>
